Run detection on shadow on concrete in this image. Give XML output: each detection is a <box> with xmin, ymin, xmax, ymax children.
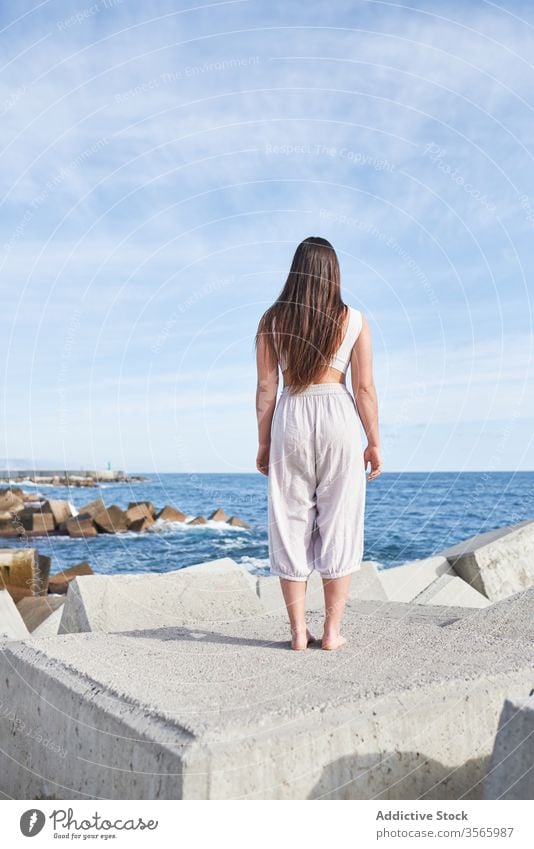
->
<box><xmin>117</xmin><ymin>625</ymin><xmax>322</xmax><ymax>651</ymax></box>
<box><xmin>308</xmin><ymin>751</ymin><xmax>487</xmax><ymax>800</ymax></box>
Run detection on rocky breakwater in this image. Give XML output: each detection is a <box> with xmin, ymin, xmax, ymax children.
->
<box><xmin>0</xmin><ymin>489</ymin><xmax>251</xmax><ymax>538</ymax></box>
<box><xmin>61</xmin><ymin>500</ymin><xmax>251</xmax><ymax>538</ymax></box>
<box><xmin>0</xmin><ymin>470</ymin><xmax>145</xmax><ymax>487</ymax></box>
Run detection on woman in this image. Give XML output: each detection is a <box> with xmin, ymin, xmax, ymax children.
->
<box><xmin>255</xmin><ymin>236</ymin><xmax>382</xmax><ymax>651</ymax></box>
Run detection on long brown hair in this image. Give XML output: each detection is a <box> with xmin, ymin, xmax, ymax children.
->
<box><xmin>255</xmin><ymin>236</ymin><xmax>348</xmax><ymax>394</ymax></box>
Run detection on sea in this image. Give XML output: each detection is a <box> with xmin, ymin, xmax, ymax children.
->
<box><xmin>3</xmin><ymin>471</ymin><xmax>533</xmax><ymax>577</ymax></box>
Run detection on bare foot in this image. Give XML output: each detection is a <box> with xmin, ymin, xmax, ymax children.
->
<box><xmin>290</xmin><ymin>626</ymin><xmax>316</xmax><ymax>651</ymax></box>
<box><xmin>321</xmin><ymin>634</ymin><xmax>347</xmax><ymax>651</ymax></box>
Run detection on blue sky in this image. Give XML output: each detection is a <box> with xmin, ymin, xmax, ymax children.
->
<box><xmin>1</xmin><ymin>0</ymin><xmax>533</xmax><ymax>473</ymax></box>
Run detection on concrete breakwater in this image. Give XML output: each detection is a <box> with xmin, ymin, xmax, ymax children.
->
<box><xmin>0</xmin><ymin>469</ymin><xmax>144</xmax><ymax>486</ymax></box>
<box><xmin>0</xmin><ymin>517</ymin><xmax>532</xmax><ymax>800</ymax></box>
<box><xmin>0</xmin><ymin>489</ymin><xmax>251</xmax><ymax>537</ymax></box>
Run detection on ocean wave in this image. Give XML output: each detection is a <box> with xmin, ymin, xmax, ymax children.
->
<box><xmin>239</xmin><ymin>555</ymin><xmax>270</xmax><ymax>570</ymax></box>
<box><xmin>149</xmin><ymin>517</ymin><xmax>248</xmax><ymax>533</ymax></box>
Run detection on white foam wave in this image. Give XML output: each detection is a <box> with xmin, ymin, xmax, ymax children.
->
<box><xmin>150</xmin><ymin>517</ymin><xmax>248</xmax><ymax>533</ymax></box>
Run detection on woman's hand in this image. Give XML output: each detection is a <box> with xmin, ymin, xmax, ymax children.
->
<box><xmin>364</xmin><ymin>444</ymin><xmax>382</xmax><ymax>481</ymax></box>
<box><xmin>256</xmin><ymin>443</ymin><xmax>270</xmax><ymax>476</ymax></box>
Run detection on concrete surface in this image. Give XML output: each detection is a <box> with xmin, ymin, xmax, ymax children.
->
<box><xmin>413</xmin><ymin>573</ymin><xmax>490</xmax><ymax>608</ymax></box>
<box><xmin>1</xmin><ymin>603</ymin><xmax>532</xmax><ymax>800</ymax></box>
<box><xmin>0</xmin><ymin>589</ymin><xmax>30</xmax><ymax>640</ymax></box>
<box><xmin>439</xmin><ymin>519</ymin><xmax>534</xmax><ymax>601</ymax></box>
<box><xmin>343</xmin><ymin>598</ymin><xmax>474</xmax><ymax>627</ymax></box>
<box><xmin>59</xmin><ymin>558</ymin><xmax>263</xmax><ymax>634</ymax></box>
<box><xmin>378</xmin><ymin>556</ymin><xmax>453</xmax><ymax>603</ymax></box>
<box><xmin>447</xmin><ymin>588</ymin><xmax>534</xmax><ymax>640</ymax></box>
<box><xmin>484</xmin><ymin>693</ymin><xmax>534</xmax><ymax>800</ymax></box>
<box><xmin>256</xmin><ymin>561</ymin><xmax>386</xmax><ymax>613</ymax></box>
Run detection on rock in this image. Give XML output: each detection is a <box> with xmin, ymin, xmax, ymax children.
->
<box><xmin>0</xmin><ymin>548</ymin><xmax>50</xmax><ymax>596</ymax></box>
<box><xmin>439</xmin><ymin>519</ymin><xmax>534</xmax><ymax>601</ymax></box>
<box><xmin>256</xmin><ymin>561</ymin><xmax>387</xmax><ymax>613</ymax></box>
<box><xmin>0</xmin><ymin>589</ymin><xmax>29</xmax><ymax>640</ymax></box>
<box><xmin>228</xmin><ymin>516</ymin><xmax>251</xmax><ymax>529</ymax></box>
<box><xmin>2</xmin><ymin>599</ymin><xmax>533</xmax><ymax>799</ymax></box>
<box><xmin>42</xmin><ymin>499</ymin><xmax>73</xmax><ymax>525</ymax></box>
<box><xmin>412</xmin><ymin>574</ymin><xmax>490</xmax><ymax>608</ymax></box>
<box><xmin>187</xmin><ymin>516</ymin><xmax>207</xmax><ymax>525</ymax></box>
<box><xmin>156</xmin><ymin>506</ymin><xmax>187</xmax><ymax>522</ymax></box>
<box><xmin>92</xmin><ymin>505</ymin><xmax>128</xmax><ymax>534</ymax></box>
<box><xmin>209</xmin><ymin>508</ymin><xmax>230</xmax><ymax>522</ymax></box>
<box><xmin>48</xmin><ymin>562</ymin><xmax>94</xmax><ymax>595</ymax></box>
<box><xmin>58</xmin><ymin>558</ymin><xmax>263</xmax><ymax>634</ymax></box>
<box><xmin>379</xmin><ymin>555</ymin><xmax>453</xmax><ymax>603</ymax></box>
<box><xmin>62</xmin><ymin>514</ymin><xmax>98</xmax><ymax>538</ymax></box>
<box><xmin>16</xmin><ymin>595</ymin><xmax>65</xmax><ymax>632</ymax></box>
<box><xmin>128</xmin><ymin>501</ymin><xmax>156</xmax><ymax>520</ymax></box>
<box><xmin>128</xmin><ymin>516</ymin><xmax>154</xmax><ymax>533</ymax></box>
<box><xmin>484</xmin><ymin>694</ymin><xmax>534</xmax><ymax>800</ymax></box>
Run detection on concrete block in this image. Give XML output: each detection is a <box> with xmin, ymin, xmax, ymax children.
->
<box><xmin>378</xmin><ymin>556</ymin><xmax>453</xmax><ymax>603</ymax></box>
<box><xmin>31</xmin><ymin>511</ymin><xmax>56</xmax><ymax>533</ymax></box>
<box><xmin>62</xmin><ymin>514</ymin><xmax>97</xmax><ymax>538</ymax></box>
<box><xmin>0</xmin><ymin>548</ymin><xmax>50</xmax><ymax>596</ymax></box>
<box><xmin>209</xmin><ymin>508</ymin><xmax>229</xmax><ymax>521</ymax></box>
<box><xmin>31</xmin><ymin>605</ymin><xmax>64</xmax><ymax>637</ymax></box>
<box><xmin>59</xmin><ymin>558</ymin><xmax>264</xmax><ymax>634</ymax></box>
<box><xmin>16</xmin><ymin>595</ymin><xmax>65</xmax><ymax>632</ymax></box>
<box><xmin>42</xmin><ymin>499</ymin><xmax>73</xmax><ymax>525</ymax></box>
<box><xmin>0</xmin><ymin>588</ymin><xmax>30</xmax><ymax>640</ymax></box>
<box><xmin>92</xmin><ymin>505</ymin><xmax>128</xmax><ymax>534</ymax></box>
<box><xmin>77</xmin><ymin>498</ymin><xmax>106</xmax><ymax>517</ymax></box>
<box><xmin>156</xmin><ymin>506</ymin><xmax>186</xmax><ymax>522</ymax></box>
<box><xmin>0</xmin><ymin>611</ymin><xmax>532</xmax><ymax>800</ymax></box>
<box><xmin>187</xmin><ymin>516</ymin><xmax>207</xmax><ymax>525</ymax></box>
<box><xmin>256</xmin><ymin>562</ymin><xmax>387</xmax><ymax>614</ymax></box>
<box><xmin>0</xmin><ymin>490</ymin><xmax>24</xmax><ymax>514</ymax></box>
<box><xmin>413</xmin><ymin>574</ymin><xmax>491</xmax><ymax>608</ymax></box>
<box><xmin>448</xmin><ymin>588</ymin><xmax>534</xmax><ymax>641</ymax></box>
<box><xmin>484</xmin><ymin>694</ymin><xmax>534</xmax><ymax>800</ymax></box>
<box><xmin>439</xmin><ymin>519</ymin><xmax>534</xmax><ymax>601</ymax></box>
<box><xmin>128</xmin><ymin>501</ymin><xmax>157</xmax><ymax>519</ymax></box>
<box><xmin>125</xmin><ymin>504</ymin><xmax>154</xmax><ymax>526</ymax></box>
<box><xmin>48</xmin><ymin>562</ymin><xmax>94</xmax><ymax>594</ymax></box>
<box><xmin>228</xmin><ymin>516</ymin><xmax>251</xmax><ymax>528</ymax></box>
<box><xmin>343</xmin><ymin>598</ymin><xmax>474</xmax><ymax>627</ymax></box>
<box><xmin>128</xmin><ymin>516</ymin><xmax>154</xmax><ymax>532</ymax></box>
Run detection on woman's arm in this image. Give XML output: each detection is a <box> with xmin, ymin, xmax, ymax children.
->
<box><xmin>350</xmin><ymin>313</ymin><xmax>382</xmax><ymax>479</ymax></box>
<box><xmin>255</xmin><ymin>327</ymin><xmax>279</xmax><ymax>474</ymax></box>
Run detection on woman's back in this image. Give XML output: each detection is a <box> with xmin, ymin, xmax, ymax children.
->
<box><xmin>274</xmin><ymin>305</ymin><xmax>363</xmax><ymax>388</ymax></box>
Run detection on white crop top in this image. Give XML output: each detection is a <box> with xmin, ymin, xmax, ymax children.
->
<box><xmin>274</xmin><ymin>306</ymin><xmax>363</xmax><ymax>374</ymax></box>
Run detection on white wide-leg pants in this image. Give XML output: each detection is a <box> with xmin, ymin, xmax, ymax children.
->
<box><xmin>267</xmin><ymin>382</ymin><xmax>366</xmax><ymax>581</ymax></box>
